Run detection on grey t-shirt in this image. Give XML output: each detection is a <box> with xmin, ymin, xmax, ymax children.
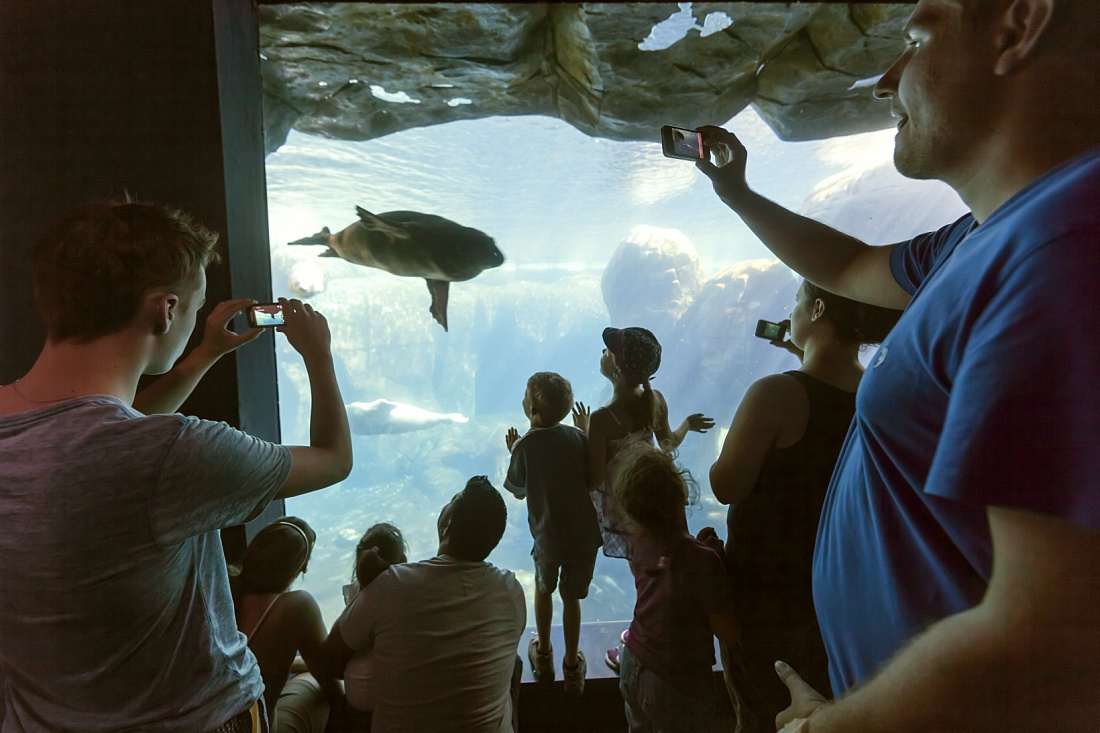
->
<box><xmin>0</xmin><ymin>396</ymin><xmax>291</xmax><ymax>732</ymax></box>
<box><xmin>504</xmin><ymin>424</ymin><xmax>601</xmax><ymax>564</ymax></box>
<box><xmin>339</xmin><ymin>555</ymin><xmax>526</xmax><ymax>733</ymax></box>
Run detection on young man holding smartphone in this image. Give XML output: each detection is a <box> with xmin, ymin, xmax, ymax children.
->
<box><xmin>697</xmin><ymin>0</ymin><xmax>1099</xmax><ymax>730</ymax></box>
<box><xmin>0</xmin><ymin>200</ymin><xmax>352</xmax><ymax>731</ymax></box>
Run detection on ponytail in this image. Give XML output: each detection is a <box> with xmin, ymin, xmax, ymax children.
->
<box><xmin>638</xmin><ymin>384</ymin><xmax>661</xmax><ymax>434</ymax></box>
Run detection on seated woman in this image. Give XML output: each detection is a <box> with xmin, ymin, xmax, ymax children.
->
<box><xmin>232</xmin><ymin>516</ymin><xmax>340</xmax><ymax>733</ymax></box>
<box><xmin>336</xmin><ymin>523</ymin><xmax>408</xmax><ymax>730</ymax></box>
<box><xmin>709</xmin><ymin>281</ymin><xmax>899</xmax><ymax>732</ymax></box>
<box><xmin>342</xmin><ymin>522</ymin><xmax>408</xmax><ymax>605</ymax></box>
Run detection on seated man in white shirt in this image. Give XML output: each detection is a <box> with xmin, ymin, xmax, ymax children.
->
<box><xmin>317</xmin><ymin>476</ymin><xmax>526</xmax><ymax>733</ymax></box>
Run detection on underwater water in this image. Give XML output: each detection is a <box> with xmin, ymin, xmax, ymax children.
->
<box><xmin>264</xmin><ymin>107</ymin><xmax>967</xmax><ymax>628</ymax></box>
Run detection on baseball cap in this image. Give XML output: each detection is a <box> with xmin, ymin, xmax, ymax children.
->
<box><xmin>603</xmin><ymin>326</ymin><xmax>661</xmax><ymax>387</ymax></box>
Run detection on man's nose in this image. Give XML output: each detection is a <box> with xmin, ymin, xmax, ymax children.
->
<box><xmin>874</xmin><ymin>54</ymin><xmax>905</xmax><ymax>99</ymax></box>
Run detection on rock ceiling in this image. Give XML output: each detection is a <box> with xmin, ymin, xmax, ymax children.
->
<box><xmin>258</xmin><ymin>3</ymin><xmax>913</xmax><ymax>155</ymax></box>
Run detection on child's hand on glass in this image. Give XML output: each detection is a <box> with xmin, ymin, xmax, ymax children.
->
<box><xmin>505</xmin><ymin>427</ymin><xmax>520</xmax><ymax>453</ymax></box>
<box><xmin>686</xmin><ymin>413</ymin><xmax>715</xmax><ymax>433</ymax></box>
<box><xmin>572</xmin><ymin>401</ymin><xmax>591</xmax><ymax>433</ymax></box>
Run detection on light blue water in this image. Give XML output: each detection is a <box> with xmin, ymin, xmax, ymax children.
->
<box><xmin>264</xmin><ymin>107</ymin><xmax>966</xmax><ymax>627</ymax></box>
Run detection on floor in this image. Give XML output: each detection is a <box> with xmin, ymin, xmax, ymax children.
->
<box><xmin>517</xmin><ymin>621</ymin><xmax>736</xmax><ymax>732</ymax></box>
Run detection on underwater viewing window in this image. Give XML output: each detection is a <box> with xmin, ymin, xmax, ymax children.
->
<box><xmin>264</xmin><ymin>104</ymin><xmax>966</xmax><ymax>629</ymax></box>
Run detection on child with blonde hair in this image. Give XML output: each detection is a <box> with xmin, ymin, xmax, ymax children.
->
<box><xmin>505</xmin><ymin>371</ymin><xmax>600</xmax><ymax>695</ymax></box>
<box><xmin>612</xmin><ymin>442</ymin><xmax>739</xmax><ymax>732</ymax></box>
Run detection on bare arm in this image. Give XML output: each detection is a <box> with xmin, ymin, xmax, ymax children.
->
<box><xmin>286</xmin><ymin>591</ymin><xmax>344</xmax><ymax>700</ymax></box>
<box><xmin>133</xmin><ymin>298</ymin><xmax>261</xmax><ymax>414</ymax></box>
<box><xmin>696</xmin><ymin>528</ymin><xmax>742</xmax><ymax>646</ymax></box>
<box><xmin>585</xmin><ymin>409</ymin><xmax>610</xmax><ymax>491</ymax></box>
<box><xmin>778</xmin><ymin>507</ymin><xmax>1100</xmax><ymax>732</ymax></box>
<box><xmin>657</xmin><ymin>389</ymin><xmax>715</xmax><ymax>452</ymax></box>
<box><xmin>275</xmin><ymin>298</ymin><xmax>353</xmax><ymax>499</ymax></box>
<box><xmin>312</xmin><ymin>618</ymin><xmax>355</xmax><ymax>680</ymax></box>
<box><xmin>710</xmin><ymin>375</ymin><xmax>804</xmax><ymax>505</ymax></box>
<box><xmin>651</xmin><ymin>391</ymin><xmax>674</xmax><ymax>449</ymax></box>
<box><xmin>696</xmin><ymin>126</ymin><xmax>910</xmax><ymax>310</ymax></box>
<box><xmin>709</xmin><ymin>612</ymin><xmax>742</xmax><ymax>647</ymax></box>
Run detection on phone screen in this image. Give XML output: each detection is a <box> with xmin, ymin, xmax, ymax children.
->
<box><xmin>248</xmin><ymin>303</ymin><xmax>285</xmax><ymax>328</ymax></box>
<box><xmin>661</xmin><ymin>126</ymin><xmax>706</xmax><ymax>161</ymax></box>
<box><xmin>755</xmin><ymin>319</ymin><xmax>786</xmax><ymax>341</ymax></box>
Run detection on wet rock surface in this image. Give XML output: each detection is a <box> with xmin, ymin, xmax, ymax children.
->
<box><xmin>259</xmin><ymin>3</ymin><xmax>913</xmax><ymax>154</ymax></box>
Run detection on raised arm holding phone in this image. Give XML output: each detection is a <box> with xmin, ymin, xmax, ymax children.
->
<box><xmin>694</xmin><ymin>128</ymin><xmax>909</xmax><ymax>312</ymax></box>
<box><xmin>695</xmin><ymin>0</ymin><xmax>1100</xmax><ymax>729</ymax></box>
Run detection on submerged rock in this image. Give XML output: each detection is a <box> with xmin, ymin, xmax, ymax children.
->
<box><xmin>601</xmin><ymin>225</ymin><xmax>704</xmax><ymax>341</ymax></box>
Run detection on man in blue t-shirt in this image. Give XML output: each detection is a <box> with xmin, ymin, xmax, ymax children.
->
<box><xmin>695</xmin><ymin>0</ymin><xmax>1100</xmax><ymax>730</ymax></box>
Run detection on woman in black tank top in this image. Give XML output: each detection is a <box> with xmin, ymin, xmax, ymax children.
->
<box><xmin>709</xmin><ymin>281</ymin><xmax>900</xmax><ymax>733</ymax></box>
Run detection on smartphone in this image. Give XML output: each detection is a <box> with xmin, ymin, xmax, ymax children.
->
<box><xmin>247</xmin><ymin>302</ymin><xmax>285</xmax><ymax>328</ymax></box>
<box><xmin>754</xmin><ymin>319</ymin><xmax>787</xmax><ymax>342</ymax></box>
<box><xmin>661</xmin><ymin>125</ymin><xmax>707</xmax><ymax>161</ymax></box>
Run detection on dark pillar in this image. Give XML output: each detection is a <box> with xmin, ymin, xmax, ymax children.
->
<box><xmin>0</xmin><ymin>0</ymin><xmax>284</xmax><ymax>542</ymax></box>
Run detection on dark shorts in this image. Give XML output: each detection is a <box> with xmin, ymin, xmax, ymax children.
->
<box><xmin>534</xmin><ymin>552</ymin><xmax>597</xmax><ymax>599</ymax></box>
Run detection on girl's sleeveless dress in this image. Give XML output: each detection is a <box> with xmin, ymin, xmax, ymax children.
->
<box><xmin>593</xmin><ymin>409</ymin><xmax>655</xmax><ymax>560</ymax></box>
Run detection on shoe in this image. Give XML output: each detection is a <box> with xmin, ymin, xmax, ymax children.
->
<box><xmin>620</xmin><ymin>628</ymin><xmax>628</xmax><ymax>645</ymax></box>
<box><xmin>605</xmin><ymin>646</ymin><xmax>620</xmax><ymax>674</ymax></box>
<box><xmin>528</xmin><ymin>634</ymin><xmax>555</xmax><ymax>682</ymax></box>
<box><xmin>563</xmin><ymin>651</ymin><xmax>587</xmax><ymax>696</ymax></box>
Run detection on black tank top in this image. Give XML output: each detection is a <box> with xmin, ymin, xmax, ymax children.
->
<box><xmin>725</xmin><ymin>370</ymin><xmax>856</xmax><ymax>625</ymax></box>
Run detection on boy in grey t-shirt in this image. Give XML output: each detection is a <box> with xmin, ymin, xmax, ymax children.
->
<box><xmin>504</xmin><ymin>372</ymin><xmax>601</xmax><ymax>696</ymax></box>
<box><xmin>0</xmin><ymin>201</ymin><xmax>352</xmax><ymax>731</ymax></box>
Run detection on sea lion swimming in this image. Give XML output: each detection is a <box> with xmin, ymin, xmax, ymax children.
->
<box><xmin>289</xmin><ymin>207</ymin><xmax>504</xmax><ymax>331</ymax></box>
<box><xmin>345</xmin><ymin>399</ymin><xmax>469</xmax><ymax>435</ymax></box>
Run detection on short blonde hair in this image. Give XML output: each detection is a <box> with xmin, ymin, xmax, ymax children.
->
<box><xmin>527</xmin><ymin>372</ymin><xmax>573</xmax><ymax>424</ymax></box>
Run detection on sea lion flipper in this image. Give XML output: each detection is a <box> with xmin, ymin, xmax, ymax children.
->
<box><xmin>319</xmin><ymin>247</ymin><xmax>340</xmax><ymax>258</ymax></box>
<box><xmin>356</xmin><ymin>207</ymin><xmax>411</xmax><ymax>244</ymax></box>
<box><xmin>426</xmin><ymin>279</ymin><xmax>450</xmax><ymax>332</ymax></box>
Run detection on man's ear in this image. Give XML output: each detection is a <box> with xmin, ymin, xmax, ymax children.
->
<box><xmin>993</xmin><ymin>0</ymin><xmax>1055</xmax><ymax>76</ymax></box>
<box><xmin>148</xmin><ymin>292</ymin><xmax>180</xmax><ymax>335</ymax></box>
<box><xmin>811</xmin><ymin>299</ymin><xmax>826</xmax><ymax>322</ymax></box>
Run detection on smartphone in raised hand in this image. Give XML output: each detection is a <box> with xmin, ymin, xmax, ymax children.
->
<box><xmin>246</xmin><ymin>302</ymin><xmax>285</xmax><ymax>328</ymax></box>
<box><xmin>754</xmin><ymin>319</ymin><xmax>787</xmax><ymax>342</ymax></box>
<box><xmin>661</xmin><ymin>125</ymin><xmax>708</xmax><ymax>162</ymax></box>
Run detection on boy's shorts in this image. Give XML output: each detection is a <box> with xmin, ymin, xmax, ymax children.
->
<box><xmin>534</xmin><ymin>551</ymin><xmax>597</xmax><ymax>600</ymax></box>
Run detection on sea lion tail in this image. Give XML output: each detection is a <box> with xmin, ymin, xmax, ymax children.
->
<box><xmin>289</xmin><ymin>226</ymin><xmax>333</xmax><ymax>247</ymax></box>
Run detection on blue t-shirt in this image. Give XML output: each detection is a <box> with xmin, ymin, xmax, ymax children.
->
<box><xmin>813</xmin><ymin>147</ymin><xmax>1100</xmax><ymax>694</ymax></box>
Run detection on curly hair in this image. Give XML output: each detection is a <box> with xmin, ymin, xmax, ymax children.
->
<box><xmin>612</xmin><ymin>442</ymin><xmax>698</xmax><ymax>540</ymax></box>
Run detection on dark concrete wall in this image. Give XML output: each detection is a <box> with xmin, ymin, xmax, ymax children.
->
<box><xmin>0</xmin><ymin>0</ymin><xmax>284</xmax><ymax>547</ymax></box>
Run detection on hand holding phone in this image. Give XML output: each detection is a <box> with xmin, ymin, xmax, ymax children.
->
<box><xmin>661</xmin><ymin>125</ymin><xmax>708</xmax><ymax>162</ymax></box>
<box><xmin>247</xmin><ymin>302</ymin><xmax>285</xmax><ymax>328</ymax></box>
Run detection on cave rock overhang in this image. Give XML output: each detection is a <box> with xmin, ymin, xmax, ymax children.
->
<box><xmin>258</xmin><ymin>2</ymin><xmax>913</xmax><ymax>156</ymax></box>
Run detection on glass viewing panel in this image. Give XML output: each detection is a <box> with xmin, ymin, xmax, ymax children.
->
<box><xmin>265</xmin><ymin>106</ymin><xmax>965</xmax><ymax>628</ymax></box>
